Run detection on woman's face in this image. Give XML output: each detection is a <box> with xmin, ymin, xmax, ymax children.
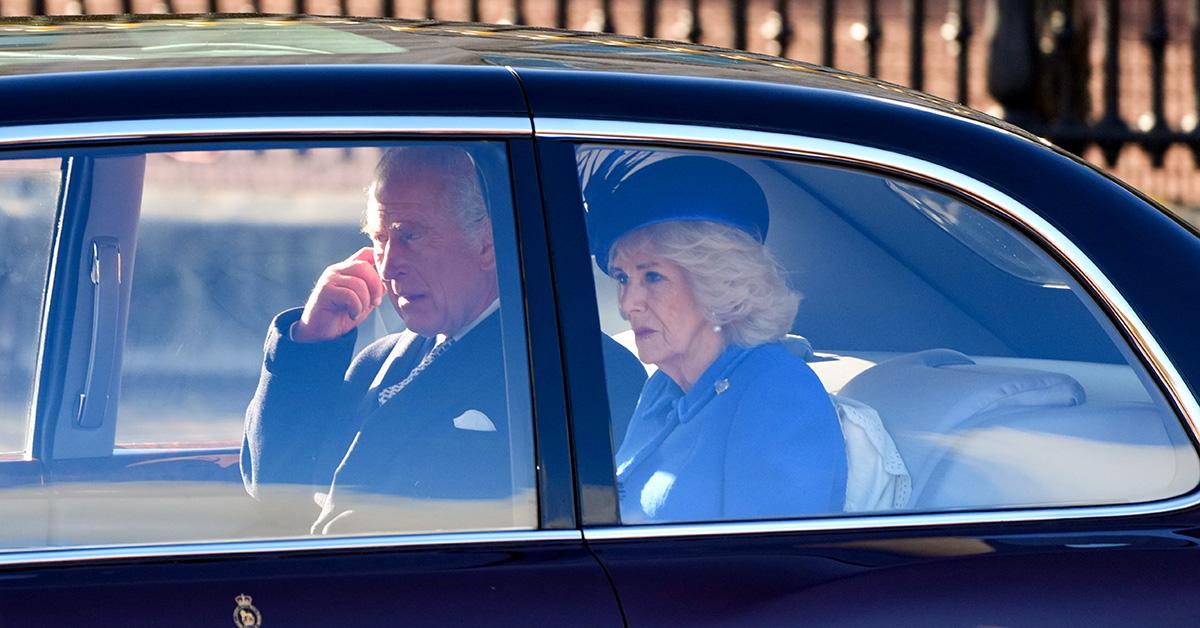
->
<box><xmin>611</xmin><ymin>246</ymin><xmax>713</xmax><ymax>373</ymax></box>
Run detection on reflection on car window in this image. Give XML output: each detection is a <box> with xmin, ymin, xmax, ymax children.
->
<box><xmin>120</xmin><ymin>148</ymin><xmax>385</xmax><ymax>447</ymax></box>
<box><xmin>577</xmin><ymin>144</ymin><xmax>1198</xmax><ymax>525</ymax></box>
<box><xmin>0</xmin><ymin>158</ymin><xmax>60</xmax><ymax>454</ymax></box>
<box><xmin>0</xmin><ymin>141</ymin><xmax>535</xmax><ymax>552</ymax></box>
<box><xmin>885</xmin><ymin>178</ymin><xmax>1068</xmax><ymax>287</ymax></box>
<box><xmin>0</xmin><ymin>19</ymin><xmax>407</xmax><ymax>69</ymax></box>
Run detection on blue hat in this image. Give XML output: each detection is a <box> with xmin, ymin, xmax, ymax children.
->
<box><xmin>585</xmin><ymin>155</ymin><xmax>770</xmax><ymax>273</ymax></box>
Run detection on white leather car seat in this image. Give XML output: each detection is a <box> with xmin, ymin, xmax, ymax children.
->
<box><xmin>839</xmin><ymin>348</ymin><xmax>1198</xmax><ymax>509</ymax></box>
<box><xmin>840</xmin><ymin>348</ymin><xmax>1084</xmax><ymax>506</ymax></box>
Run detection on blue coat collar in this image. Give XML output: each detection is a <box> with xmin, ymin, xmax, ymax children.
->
<box><xmin>615</xmin><ymin>344</ymin><xmax>751</xmax><ymax>478</ymax></box>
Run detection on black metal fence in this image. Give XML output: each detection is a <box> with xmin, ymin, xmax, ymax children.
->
<box><xmin>3</xmin><ymin>0</ymin><xmax>1200</xmax><ymax>214</ymax></box>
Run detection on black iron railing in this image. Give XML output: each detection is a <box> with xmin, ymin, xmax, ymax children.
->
<box><xmin>994</xmin><ymin>0</ymin><xmax>1191</xmax><ymax>169</ymax></box>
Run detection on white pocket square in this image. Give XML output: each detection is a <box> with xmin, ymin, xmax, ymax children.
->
<box><xmin>452</xmin><ymin>409</ymin><xmax>496</xmax><ymax>432</ymax></box>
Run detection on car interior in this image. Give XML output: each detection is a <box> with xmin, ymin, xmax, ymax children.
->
<box><xmin>586</xmin><ymin>146</ymin><xmax>1199</xmax><ymax>515</ymax></box>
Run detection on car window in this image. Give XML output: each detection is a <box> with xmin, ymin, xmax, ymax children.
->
<box><xmin>1</xmin><ymin>141</ymin><xmax>536</xmax><ymax>549</ymax></box>
<box><xmin>119</xmin><ymin>148</ymin><xmax>387</xmax><ymax>447</ymax></box>
<box><xmin>576</xmin><ymin>144</ymin><xmax>1199</xmax><ymax>525</ymax></box>
<box><xmin>0</xmin><ymin>158</ymin><xmax>61</xmax><ymax>455</ymax></box>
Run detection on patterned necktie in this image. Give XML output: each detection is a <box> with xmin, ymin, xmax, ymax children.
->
<box><xmin>377</xmin><ymin>337</ymin><xmax>455</xmax><ymax>406</ymax></box>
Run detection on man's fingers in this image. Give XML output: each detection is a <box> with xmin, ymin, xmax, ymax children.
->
<box><xmin>330</xmin><ymin>248</ymin><xmax>384</xmax><ymax>308</ymax></box>
<box><xmin>352</xmin><ymin>246</ymin><xmax>375</xmax><ymax>264</ymax></box>
<box><xmin>323</xmin><ymin>284</ymin><xmax>366</xmax><ymax>321</ymax></box>
<box><xmin>299</xmin><ymin>247</ymin><xmax>388</xmax><ymax>341</ymax></box>
<box><xmin>325</xmin><ymin>275</ymin><xmax>374</xmax><ymax>317</ymax></box>
<box><xmin>338</xmin><ymin>260</ymin><xmax>385</xmax><ymax>307</ymax></box>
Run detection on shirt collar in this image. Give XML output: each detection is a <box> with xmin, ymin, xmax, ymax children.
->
<box><xmin>436</xmin><ymin>298</ymin><xmax>500</xmax><ymax>346</ymax></box>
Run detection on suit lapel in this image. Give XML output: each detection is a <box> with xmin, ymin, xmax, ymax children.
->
<box><xmin>358</xmin><ymin>331</ymin><xmax>431</xmax><ymax>419</ymax></box>
<box><xmin>369</xmin><ymin>332</ymin><xmax>431</xmax><ymax>390</ymax></box>
<box><xmin>357</xmin><ymin>312</ymin><xmax>502</xmax><ymax>429</ymax></box>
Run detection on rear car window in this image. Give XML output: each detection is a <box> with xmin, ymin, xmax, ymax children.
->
<box><xmin>576</xmin><ymin>144</ymin><xmax>1198</xmax><ymax>525</ymax></box>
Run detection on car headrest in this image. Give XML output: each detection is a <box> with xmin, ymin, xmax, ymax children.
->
<box><xmin>839</xmin><ymin>348</ymin><xmax>1086</xmax><ymax>502</ymax></box>
<box><xmin>780</xmin><ymin>334</ymin><xmax>814</xmax><ymax>362</ymax></box>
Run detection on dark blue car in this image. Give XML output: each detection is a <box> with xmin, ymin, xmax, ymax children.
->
<box><xmin>0</xmin><ymin>15</ymin><xmax>1198</xmax><ymax>626</ymax></box>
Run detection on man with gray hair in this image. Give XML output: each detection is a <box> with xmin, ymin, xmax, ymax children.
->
<box><xmin>241</xmin><ymin>144</ymin><xmax>645</xmax><ymax>534</ymax></box>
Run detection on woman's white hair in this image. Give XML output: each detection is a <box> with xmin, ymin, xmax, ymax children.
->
<box><xmin>611</xmin><ymin>220</ymin><xmax>799</xmax><ymax>347</ymax></box>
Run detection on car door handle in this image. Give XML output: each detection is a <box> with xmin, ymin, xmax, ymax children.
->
<box><xmin>76</xmin><ymin>236</ymin><xmax>121</xmax><ymax>429</ymax></box>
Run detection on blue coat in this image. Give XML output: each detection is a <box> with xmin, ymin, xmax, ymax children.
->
<box><xmin>616</xmin><ymin>342</ymin><xmax>847</xmax><ymax>524</ymax></box>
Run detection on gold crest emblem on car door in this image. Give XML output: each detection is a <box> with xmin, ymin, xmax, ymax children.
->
<box><xmin>233</xmin><ymin>594</ymin><xmax>262</xmax><ymax>627</ymax></box>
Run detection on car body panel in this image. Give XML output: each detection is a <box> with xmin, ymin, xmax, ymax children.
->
<box><xmin>0</xmin><ymin>539</ymin><xmax>625</xmax><ymax>627</ymax></box>
<box><xmin>0</xmin><ymin>65</ymin><xmax>528</xmax><ymax>126</ymax></box>
<box><xmin>0</xmin><ymin>15</ymin><xmax>1022</xmax><ymax>128</ymax></box>
<box><xmin>588</xmin><ymin>527</ymin><xmax>1200</xmax><ymax>627</ymax></box>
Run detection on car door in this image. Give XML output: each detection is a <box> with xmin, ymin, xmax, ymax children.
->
<box><xmin>0</xmin><ymin>84</ymin><xmax>624</xmax><ymax>625</ymax></box>
<box><xmin>532</xmin><ymin>116</ymin><xmax>1200</xmax><ymax>626</ymax></box>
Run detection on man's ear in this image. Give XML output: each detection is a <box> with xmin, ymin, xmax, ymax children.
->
<box><xmin>479</xmin><ymin>232</ymin><xmax>496</xmax><ymax>271</ymax></box>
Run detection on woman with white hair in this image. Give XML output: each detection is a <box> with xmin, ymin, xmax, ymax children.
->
<box><xmin>587</xmin><ymin>155</ymin><xmax>848</xmax><ymax>524</ymax></box>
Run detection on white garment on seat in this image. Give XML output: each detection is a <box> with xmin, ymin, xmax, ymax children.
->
<box><xmin>831</xmin><ymin>394</ymin><xmax>912</xmax><ymax>511</ymax></box>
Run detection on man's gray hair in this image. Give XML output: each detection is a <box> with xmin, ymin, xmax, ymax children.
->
<box><xmin>371</xmin><ymin>145</ymin><xmax>490</xmax><ymax>243</ymax></box>
<box><xmin>612</xmin><ymin>220</ymin><xmax>799</xmax><ymax>347</ymax></box>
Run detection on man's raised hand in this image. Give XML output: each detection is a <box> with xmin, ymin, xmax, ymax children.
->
<box><xmin>292</xmin><ymin>247</ymin><xmax>385</xmax><ymax>343</ymax></box>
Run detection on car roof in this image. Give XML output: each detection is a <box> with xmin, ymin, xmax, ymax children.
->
<box><xmin>0</xmin><ymin>14</ymin><xmax>1021</xmax><ymax>133</ymax></box>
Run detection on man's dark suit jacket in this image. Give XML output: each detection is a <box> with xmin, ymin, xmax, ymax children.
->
<box><xmin>241</xmin><ymin>307</ymin><xmax>646</xmax><ymax>534</ymax></box>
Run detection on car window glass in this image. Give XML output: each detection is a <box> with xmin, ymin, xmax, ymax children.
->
<box><xmin>119</xmin><ymin>148</ymin><xmax>390</xmax><ymax>447</ymax></box>
<box><xmin>0</xmin><ymin>141</ymin><xmax>535</xmax><ymax>551</ymax></box>
<box><xmin>0</xmin><ymin>158</ymin><xmax>61</xmax><ymax>454</ymax></box>
<box><xmin>576</xmin><ymin>144</ymin><xmax>1199</xmax><ymax>525</ymax></box>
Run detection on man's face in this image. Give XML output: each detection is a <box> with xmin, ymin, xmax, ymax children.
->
<box><xmin>365</xmin><ymin>175</ymin><xmax>497</xmax><ymax>337</ymax></box>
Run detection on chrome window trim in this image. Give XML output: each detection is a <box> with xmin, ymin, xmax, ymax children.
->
<box><xmin>581</xmin><ymin>501</ymin><xmax>1189</xmax><ymax>541</ymax></box>
<box><xmin>0</xmin><ymin>529</ymin><xmax>580</xmax><ymax>567</ymax></box>
<box><xmin>24</xmin><ymin>155</ymin><xmax>71</xmax><ymax>460</ymax></box>
<box><xmin>112</xmin><ymin>446</ymin><xmax>239</xmax><ymax>455</ymax></box>
<box><xmin>535</xmin><ymin>118</ymin><xmax>1200</xmax><ymax>539</ymax></box>
<box><xmin>0</xmin><ymin>116</ymin><xmax>531</xmax><ymax>147</ymax></box>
